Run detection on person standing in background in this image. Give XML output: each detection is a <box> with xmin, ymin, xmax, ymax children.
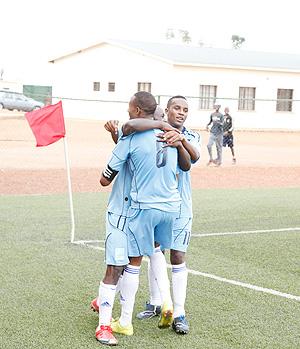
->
<box><xmin>223</xmin><ymin>107</ymin><xmax>236</xmax><ymax>164</ymax></box>
<box><xmin>206</xmin><ymin>104</ymin><xmax>224</xmax><ymax>166</ymax></box>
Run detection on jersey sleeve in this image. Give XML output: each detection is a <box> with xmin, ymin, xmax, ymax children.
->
<box><xmin>187</xmin><ymin>130</ymin><xmax>201</xmax><ymax>164</ymax></box>
<box><xmin>107</xmin><ymin>134</ymin><xmax>132</xmax><ymax>171</ymax></box>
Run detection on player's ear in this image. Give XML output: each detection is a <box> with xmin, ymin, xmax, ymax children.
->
<box><xmin>165</xmin><ymin>108</ymin><xmax>168</xmax><ymax>114</ymax></box>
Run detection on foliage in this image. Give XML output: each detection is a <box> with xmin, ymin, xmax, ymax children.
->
<box><xmin>231</xmin><ymin>35</ymin><xmax>246</xmax><ymax>49</ymax></box>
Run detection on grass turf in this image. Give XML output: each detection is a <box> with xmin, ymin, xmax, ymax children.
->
<box><xmin>1</xmin><ymin>188</ymin><xmax>300</xmax><ymax>348</ymax></box>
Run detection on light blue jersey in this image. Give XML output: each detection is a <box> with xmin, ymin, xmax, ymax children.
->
<box><xmin>176</xmin><ymin>127</ymin><xmax>201</xmax><ymax>219</ymax></box>
<box><xmin>107</xmin><ymin>129</ymin><xmax>181</xmax><ymax>212</ymax></box>
<box><xmin>106</xmin><ymin>127</ymin><xmax>132</xmax><ymax>217</ymax></box>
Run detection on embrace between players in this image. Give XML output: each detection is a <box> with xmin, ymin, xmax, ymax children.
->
<box><xmin>93</xmin><ymin>92</ymin><xmax>201</xmax><ymax>346</ymax></box>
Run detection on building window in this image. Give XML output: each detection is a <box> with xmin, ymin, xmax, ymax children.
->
<box><xmin>137</xmin><ymin>82</ymin><xmax>152</xmax><ymax>92</ymax></box>
<box><xmin>93</xmin><ymin>82</ymin><xmax>100</xmax><ymax>91</ymax></box>
<box><xmin>238</xmin><ymin>87</ymin><xmax>256</xmax><ymax>111</ymax></box>
<box><xmin>276</xmin><ymin>89</ymin><xmax>293</xmax><ymax>112</ymax></box>
<box><xmin>199</xmin><ymin>85</ymin><xmax>217</xmax><ymax>109</ymax></box>
<box><xmin>108</xmin><ymin>82</ymin><xmax>115</xmax><ymax>92</ymax></box>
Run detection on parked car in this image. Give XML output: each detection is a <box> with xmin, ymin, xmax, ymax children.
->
<box><xmin>0</xmin><ymin>90</ymin><xmax>44</xmax><ymax>112</ymax></box>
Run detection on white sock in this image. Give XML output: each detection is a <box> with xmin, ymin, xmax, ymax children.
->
<box><xmin>172</xmin><ymin>262</ymin><xmax>188</xmax><ymax>318</ymax></box>
<box><xmin>115</xmin><ymin>274</ymin><xmax>123</xmax><ymax>295</ymax></box>
<box><xmin>119</xmin><ymin>264</ymin><xmax>140</xmax><ymax>327</ymax></box>
<box><xmin>148</xmin><ymin>259</ymin><xmax>162</xmax><ymax>306</ymax></box>
<box><xmin>150</xmin><ymin>247</ymin><xmax>172</xmax><ymax>305</ymax></box>
<box><xmin>98</xmin><ymin>281</ymin><xmax>116</xmax><ymax>326</ymax></box>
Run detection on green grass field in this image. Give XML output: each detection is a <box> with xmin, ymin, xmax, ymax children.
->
<box><xmin>1</xmin><ymin>188</ymin><xmax>300</xmax><ymax>349</ymax></box>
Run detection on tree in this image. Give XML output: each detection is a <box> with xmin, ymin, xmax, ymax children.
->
<box><xmin>231</xmin><ymin>35</ymin><xmax>245</xmax><ymax>49</ymax></box>
<box><xmin>179</xmin><ymin>30</ymin><xmax>192</xmax><ymax>44</ymax></box>
<box><xmin>165</xmin><ymin>28</ymin><xmax>192</xmax><ymax>44</ymax></box>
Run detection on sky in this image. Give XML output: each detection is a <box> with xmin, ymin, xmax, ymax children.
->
<box><xmin>1</xmin><ymin>0</ymin><xmax>300</xmax><ymax>82</ymax></box>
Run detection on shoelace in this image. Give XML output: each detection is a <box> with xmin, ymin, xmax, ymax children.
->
<box><xmin>99</xmin><ymin>325</ymin><xmax>113</xmax><ymax>334</ymax></box>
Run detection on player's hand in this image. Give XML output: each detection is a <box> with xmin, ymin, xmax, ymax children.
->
<box><xmin>104</xmin><ymin>120</ymin><xmax>119</xmax><ymax>135</ymax></box>
<box><xmin>160</xmin><ymin>122</ymin><xmax>180</xmax><ymax>133</ymax></box>
<box><xmin>157</xmin><ymin>130</ymin><xmax>184</xmax><ymax>145</ymax></box>
<box><xmin>223</xmin><ymin>131</ymin><xmax>228</xmax><ymax>136</ymax></box>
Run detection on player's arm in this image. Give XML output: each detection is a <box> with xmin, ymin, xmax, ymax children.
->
<box><xmin>159</xmin><ymin>131</ymin><xmax>191</xmax><ymax>171</ymax></box>
<box><xmin>229</xmin><ymin>116</ymin><xmax>234</xmax><ymax>132</ymax></box>
<box><xmin>99</xmin><ymin>136</ymin><xmax>131</xmax><ymax>186</ymax></box>
<box><xmin>122</xmin><ymin>119</ymin><xmax>179</xmax><ymax>136</ymax></box>
<box><xmin>181</xmin><ymin>137</ymin><xmax>200</xmax><ymax>163</ymax></box>
<box><xmin>160</xmin><ymin>131</ymin><xmax>200</xmax><ymax>163</ymax></box>
<box><xmin>104</xmin><ymin>120</ymin><xmax>119</xmax><ymax>144</ymax></box>
<box><xmin>206</xmin><ymin>115</ymin><xmax>212</xmax><ymax>130</ymax></box>
<box><xmin>176</xmin><ymin>142</ymin><xmax>191</xmax><ymax>171</ymax></box>
<box><xmin>100</xmin><ymin>164</ymin><xmax>119</xmax><ymax>186</ymax></box>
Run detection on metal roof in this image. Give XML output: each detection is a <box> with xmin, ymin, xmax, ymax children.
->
<box><xmin>110</xmin><ymin>39</ymin><xmax>300</xmax><ymax>71</ymax></box>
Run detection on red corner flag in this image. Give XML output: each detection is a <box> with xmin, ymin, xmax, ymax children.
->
<box><xmin>25</xmin><ymin>101</ymin><xmax>66</xmax><ymax>147</ymax></box>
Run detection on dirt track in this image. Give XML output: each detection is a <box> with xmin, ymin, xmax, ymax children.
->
<box><xmin>1</xmin><ymin>117</ymin><xmax>300</xmax><ymax>195</ymax></box>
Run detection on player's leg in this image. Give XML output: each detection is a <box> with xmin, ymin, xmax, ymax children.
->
<box><xmin>207</xmin><ymin>134</ymin><xmax>215</xmax><ymax>165</ymax></box>
<box><xmin>113</xmin><ymin>208</ymin><xmax>159</xmax><ymax>334</ymax></box>
<box><xmin>170</xmin><ymin>217</ymin><xmax>192</xmax><ymax>334</ymax></box>
<box><xmin>229</xmin><ymin>136</ymin><xmax>236</xmax><ymax>163</ymax></box>
<box><xmin>154</xmin><ymin>210</ymin><xmax>178</xmax><ymax>329</ymax></box>
<box><xmin>112</xmin><ymin>257</ymin><xmax>142</xmax><ymax>336</ymax></box>
<box><xmin>215</xmin><ymin>134</ymin><xmax>223</xmax><ymax>165</ymax></box>
<box><xmin>136</xmin><ymin>249</ymin><xmax>162</xmax><ymax>320</ymax></box>
<box><xmin>95</xmin><ymin>213</ymin><xmax>129</xmax><ymax>345</ymax></box>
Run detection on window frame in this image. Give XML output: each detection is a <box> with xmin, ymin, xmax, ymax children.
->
<box><xmin>238</xmin><ymin>87</ymin><xmax>256</xmax><ymax>111</ymax></box>
<box><xmin>108</xmin><ymin>82</ymin><xmax>115</xmax><ymax>92</ymax></box>
<box><xmin>93</xmin><ymin>82</ymin><xmax>100</xmax><ymax>92</ymax></box>
<box><xmin>137</xmin><ymin>82</ymin><xmax>152</xmax><ymax>93</ymax></box>
<box><xmin>199</xmin><ymin>85</ymin><xmax>217</xmax><ymax>110</ymax></box>
<box><xmin>276</xmin><ymin>88</ymin><xmax>293</xmax><ymax>112</ymax></box>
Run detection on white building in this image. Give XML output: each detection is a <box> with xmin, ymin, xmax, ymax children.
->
<box><xmin>49</xmin><ymin>40</ymin><xmax>300</xmax><ymax>130</ymax></box>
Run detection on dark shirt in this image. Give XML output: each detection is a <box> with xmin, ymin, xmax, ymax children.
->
<box><xmin>223</xmin><ymin>114</ymin><xmax>233</xmax><ymax>134</ymax></box>
<box><xmin>208</xmin><ymin>112</ymin><xmax>224</xmax><ymax>135</ymax></box>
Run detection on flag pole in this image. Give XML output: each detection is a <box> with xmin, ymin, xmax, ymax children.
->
<box><xmin>63</xmin><ymin>137</ymin><xmax>75</xmax><ymax>243</ymax></box>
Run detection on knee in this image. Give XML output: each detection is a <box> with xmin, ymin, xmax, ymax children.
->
<box><xmin>103</xmin><ymin>265</ymin><xmax>124</xmax><ymax>285</ymax></box>
<box><xmin>129</xmin><ymin>256</ymin><xmax>142</xmax><ymax>266</ymax></box>
<box><xmin>170</xmin><ymin>250</ymin><xmax>185</xmax><ymax>265</ymax></box>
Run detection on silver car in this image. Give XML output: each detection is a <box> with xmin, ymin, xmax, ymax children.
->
<box><xmin>0</xmin><ymin>90</ymin><xmax>44</xmax><ymax>112</ymax></box>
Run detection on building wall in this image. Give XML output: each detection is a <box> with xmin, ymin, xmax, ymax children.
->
<box><xmin>50</xmin><ymin>44</ymin><xmax>300</xmax><ymax>130</ymax></box>
<box><xmin>0</xmin><ymin>80</ymin><xmax>22</xmax><ymax>92</ymax></box>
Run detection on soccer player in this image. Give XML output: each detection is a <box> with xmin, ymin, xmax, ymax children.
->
<box><xmin>94</xmin><ymin>95</ymin><xmax>179</xmax><ymax>346</ymax></box>
<box><xmin>136</xmin><ymin>96</ymin><xmax>201</xmax><ymax>335</ymax></box>
<box><xmin>100</xmin><ymin>92</ymin><xmax>191</xmax><ymax>341</ymax></box>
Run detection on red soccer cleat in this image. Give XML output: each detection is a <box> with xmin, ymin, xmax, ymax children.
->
<box><xmin>91</xmin><ymin>297</ymin><xmax>99</xmax><ymax>313</ymax></box>
<box><xmin>95</xmin><ymin>325</ymin><xmax>117</xmax><ymax>346</ymax></box>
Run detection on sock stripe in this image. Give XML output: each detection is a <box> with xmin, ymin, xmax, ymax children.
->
<box><xmin>172</xmin><ymin>266</ymin><xmax>187</xmax><ymax>273</ymax></box>
<box><xmin>125</xmin><ymin>266</ymin><xmax>140</xmax><ymax>274</ymax></box>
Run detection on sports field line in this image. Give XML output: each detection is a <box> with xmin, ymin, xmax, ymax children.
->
<box><xmin>72</xmin><ymin>240</ymin><xmax>300</xmax><ymax>303</ymax></box>
<box><xmin>192</xmin><ymin>227</ymin><xmax>300</xmax><ymax>238</ymax></box>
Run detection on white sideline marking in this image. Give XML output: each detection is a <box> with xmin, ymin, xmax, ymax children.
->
<box><xmin>184</xmin><ymin>268</ymin><xmax>300</xmax><ymax>302</ymax></box>
<box><xmin>72</xmin><ymin>239</ymin><xmax>300</xmax><ymax>303</ymax></box>
<box><xmin>193</xmin><ymin>227</ymin><xmax>300</xmax><ymax>238</ymax></box>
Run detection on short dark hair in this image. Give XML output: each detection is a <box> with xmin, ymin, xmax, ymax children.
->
<box><xmin>167</xmin><ymin>95</ymin><xmax>187</xmax><ymax>108</ymax></box>
<box><xmin>134</xmin><ymin>91</ymin><xmax>157</xmax><ymax>115</ymax></box>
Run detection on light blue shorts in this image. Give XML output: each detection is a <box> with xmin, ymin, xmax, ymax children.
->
<box><xmin>104</xmin><ymin>212</ymin><xmax>129</xmax><ymax>266</ymax></box>
<box><xmin>126</xmin><ymin>208</ymin><xmax>177</xmax><ymax>257</ymax></box>
<box><xmin>171</xmin><ymin>217</ymin><xmax>192</xmax><ymax>253</ymax></box>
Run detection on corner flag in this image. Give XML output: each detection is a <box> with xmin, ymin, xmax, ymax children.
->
<box><xmin>25</xmin><ymin>101</ymin><xmax>65</xmax><ymax>147</ymax></box>
<box><xmin>25</xmin><ymin>100</ymin><xmax>75</xmax><ymax>242</ymax></box>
